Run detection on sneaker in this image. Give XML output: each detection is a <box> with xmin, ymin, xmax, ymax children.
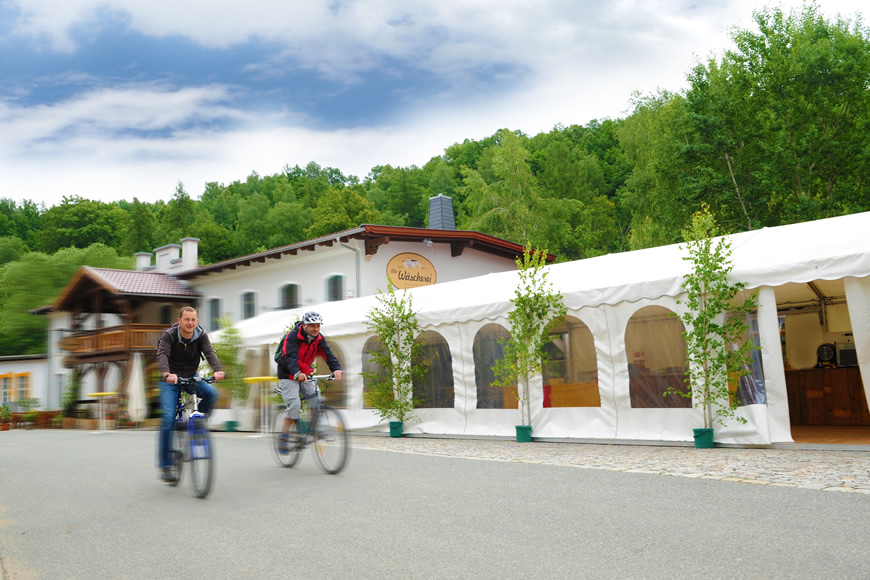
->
<box><xmin>278</xmin><ymin>433</ymin><xmax>290</xmax><ymax>455</ymax></box>
<box><xmin>161</xmin><ymin>468</ymin><xmax>177</xmax><ymax>483</ymax></box>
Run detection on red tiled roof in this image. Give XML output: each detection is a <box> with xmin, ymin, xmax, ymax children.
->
<box><xmin>86</xmin><ymin>267</ymin><xmax>199</xmax><ymax>296</ymax></box>
<box><xmin>52</xmin><ymin>267</ymin><xmax>200</xmax><ymax>313</ymax></box>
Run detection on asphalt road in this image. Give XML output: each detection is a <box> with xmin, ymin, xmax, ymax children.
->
<box><xmin>2</xmin><ymin>429</ymin><xmax>870</xmax><ymax>579</ymax></box>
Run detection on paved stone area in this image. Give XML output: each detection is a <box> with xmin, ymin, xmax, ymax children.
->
<box><xmin>349</xmin><ymin>434</ymin><xmax>870</xmax><ymax>493</ymax></box>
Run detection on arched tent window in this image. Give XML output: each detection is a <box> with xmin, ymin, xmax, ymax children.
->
<box><xmin>473</xmin><ymin>324</ymin><xmax>515</xmax><ymax>409</ymax></box>
<box><xmin>413</xmin><ymin>331</ymin><xmax>454</xmax><ymax>408</ymax></box>
<box><xmin>361</xmin><ymin>336</ymin><xmax>389</xmax><ymax>409</ymax></box>
<box><xmin>280</xmin><ymin>284</ymin><xmax>300</xmax><ymax>310</ymax></box>
<box><xmin>316</xmin><ymin>341</ymin><xmax>347</xmax><ymax>408</ymax></box>
<box><xmin>327</xmin><ymin>275</ymin><xmax>344</xmax><ymax>302</ymax></box>
<box><xmin>208</xmin><ymin>298</ymin><xmax>221</xmax><ymax>332</ymax></box>
<box><xmin>242</xmin><ymin>292</ymin><xmax>256</xmax><ymax>320</ymax></box>
<box><xmin>542</xmin><ymin>316</ymin><xmax>600</xmax><ymax>407</ymax></box>
<box><xmin>625</xmin><ymin>305</ymin><xmax>690</xmax><ymax>408</ymax></box>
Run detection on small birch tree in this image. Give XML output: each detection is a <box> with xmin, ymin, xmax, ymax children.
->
<box><xmin>211</xmin><ymin>318</ymin><xmax>246</xmax><ymax>421</ymax></box>
<box><xmin>492</xmin><ymin>246</ymin><xmax>566</xmax><ymax>426</ymax></box>
<box><xmin>667</xmin><ymin>204</ymin><xmax>758</xmax><ymax>428</ymax></box>
<box><xmin>363</xmin><ymin>280</ymin><xmax>423</xmax><ymax>423</ymax></box>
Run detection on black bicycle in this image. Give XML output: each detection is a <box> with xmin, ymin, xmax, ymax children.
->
<box><xmin>167</xmin><ymin>375</ymin><xmax>216</xmax><ymax>498</ymax></box>
<box><xmin>271</xmin><ymin>374</ymin><xmax>349</xmax><ymax>474</ymax></box>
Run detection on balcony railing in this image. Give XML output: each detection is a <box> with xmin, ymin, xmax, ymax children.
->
<box><xmin>60</xmin><ymin>324</ymin><xmax>167</xmax><ymax>357</ymax></box>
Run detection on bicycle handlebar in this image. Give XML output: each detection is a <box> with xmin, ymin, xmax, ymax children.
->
<box><xmin>310</xmin><ymin>374</ymin><xmax>336</xmax><ymax>381</ymax></box>
<box><xmin>176</xmin><ymin>375</ymin><xmax>216</xmax><ymax>385</ymax></box>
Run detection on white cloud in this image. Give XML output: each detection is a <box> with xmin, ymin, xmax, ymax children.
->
<box><xmin>0</xmin><ymin>84</ymin><xmax>247</xmax><ymax>156</ymax></box>
<box><xmin>2</xmin><ymin>0</ymin><xmax>867</xmax><ymax>208</ymax></box>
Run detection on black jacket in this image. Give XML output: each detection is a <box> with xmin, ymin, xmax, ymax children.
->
<box><xmin>156</xmin><ymin>323</ymin><xmax>223</xmax><ymax>378</ymax></box>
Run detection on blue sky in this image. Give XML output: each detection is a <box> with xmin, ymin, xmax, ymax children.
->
<box><xmin>0</xmin><ymin>0</ymin><xmax>865</xmax><ymax>208</ymax></box>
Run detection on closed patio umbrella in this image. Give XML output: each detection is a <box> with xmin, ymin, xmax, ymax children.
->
<box><xmin>127</xmin><ymin>352</ymin><xmax>147</xmax><ymax>424</ymax></box>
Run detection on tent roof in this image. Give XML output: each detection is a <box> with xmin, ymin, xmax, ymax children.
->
<box><xmin>232</xmin><ymin>211</ymin><xmax>870</xmax><ymax>346</ymax></box>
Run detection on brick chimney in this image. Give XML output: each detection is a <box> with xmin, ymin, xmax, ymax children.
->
<box><xmin>428</xmin><ymin>194</ymin><xmax>456</xmax><ymax>230</ymax></box>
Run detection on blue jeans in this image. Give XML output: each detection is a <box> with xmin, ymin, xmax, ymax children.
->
<box><xmin>157</xmin><ymin>379</ymin><xmax>218</xmax><ymax>469</ymax></box>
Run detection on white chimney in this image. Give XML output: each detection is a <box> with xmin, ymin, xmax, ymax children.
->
<box><xmin>181</xmin><ymin>237</ymin><xmax>200</xmax><ymax>270</ymax></box>
<box><xmin>154</xmin><ymin>244</ymin><xmax>181</xmax><ymax>272</ymax></box>
<box><xmin>135</xmin><ymin>252</ymin><xmax>153</xmax><ymax>271</ymax></box>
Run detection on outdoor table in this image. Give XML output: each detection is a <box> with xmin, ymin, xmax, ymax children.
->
<box><xmin>90</xmin><ymin>392</ymin><xmax>118</xmax><ymax>434</ymax></box>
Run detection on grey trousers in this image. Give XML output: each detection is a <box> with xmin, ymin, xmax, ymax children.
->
<box><xmin>278</xmin><ymin>379</ymin><xmax>318</xmax><ymax>420</ymax></box>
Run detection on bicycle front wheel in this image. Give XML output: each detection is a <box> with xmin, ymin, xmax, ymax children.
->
<box><xmin>271</xmin><ymin>406</ymin><xmax>302</xmax><ymax>468</ymax></box>
<box><xmin>169</xmin><ymin>421</ymin><xmax>185</xmax><ymax>487</ymax></box>
<box><xmin>312</xmin><ymin>406</ymin><xmax>349</xmax><ymax>474</ymax></box>
<box><xmin>189</xmin><ymin>416</ymin><xmax>214</xmax><ymax>499</ymax></box>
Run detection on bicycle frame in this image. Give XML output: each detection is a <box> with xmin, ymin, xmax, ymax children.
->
<box><xmin>270</xmin><ymin>374</ymin><xmax>349</xmax><ymax>474</ymax></box>
<box><xmin>169</xmin><ymin>376</ymin><xmax>215</xmax><ymax>498</ymax></box>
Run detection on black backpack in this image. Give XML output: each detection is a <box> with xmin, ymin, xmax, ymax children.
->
<box><xmin>273</xmin><ymin>332</ymin><xmax>291</xmax><ymax>364</ymax></box>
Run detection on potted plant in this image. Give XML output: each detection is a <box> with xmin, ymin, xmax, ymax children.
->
<box><xmin>665</xmin><ymin>205</ymin><xmax>758</xmax><ymax>448</ymax></box>
<box><xmin>0</xmin><ymin>405</ymin><xmax>11</xmax><ymax>431</ymax></box>
<box><xmin>212</xmin><ymin>317</ymin><xmax>246</xmax><ymax>432</ymax></box>
<box><xmin>492</xmin><ymin>245</ymin><xmax>566</xmax><ymax>442</ymax></box>
<box><xmin>363</xmin><ymin>280</ymin><xmax>423</xmax><ymax>437</ymax></box>
<box><xmin>24</xmin><ymin>410</ymin><xmax>38</xmax><ymax>429</ymax></box>
<box><xmin>19</xmin><ymin>397</ymin><xmax>40</xmax><ymax>430</ymax></box>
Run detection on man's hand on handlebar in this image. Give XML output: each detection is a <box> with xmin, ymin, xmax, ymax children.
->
<box><xmin>332</xmin><ymin>370</ymin><xmax>343</xmax><ymax>380</ymax></box>
<box><xmin>213</xmin><ymin>371</ymin><xmax>225</xmax><ymax>381</ymax></box>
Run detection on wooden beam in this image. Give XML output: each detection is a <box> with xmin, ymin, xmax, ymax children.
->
<box><xmin>451</xmin><ymin>240</ymin><xmax>472</xmax><ymax>257</ymax></box>
<box><xmin>365</xmin><ymin>236</ymin><xmax>389</xmax><ymax>256</ymax></box>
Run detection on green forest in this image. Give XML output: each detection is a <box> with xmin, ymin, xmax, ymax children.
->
<box><xmin>1</xmin><ymin>5</ymin><xmax>869</xmax><ymax>355</ymax></box>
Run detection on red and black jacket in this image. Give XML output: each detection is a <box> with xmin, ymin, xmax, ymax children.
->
<box><xmin>276</xmin><ymin>322</ymin><xmax>341</xmax><ymax>380</ymax></box>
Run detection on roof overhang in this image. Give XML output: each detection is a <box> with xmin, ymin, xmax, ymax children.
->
<box><xmin>177</xmin><ymin>224</ymin><xmax>553</xmax><ymax>280</ymax></box>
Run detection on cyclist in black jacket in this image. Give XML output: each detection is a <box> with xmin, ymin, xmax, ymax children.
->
<box><xmin>155</xmin><ymin>306</ymin><xmax>225</xmax><ymax>482</ymax></box>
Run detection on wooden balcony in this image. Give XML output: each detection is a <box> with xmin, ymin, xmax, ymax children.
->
<box><xmin>60</xmin><ymin>324</ymin><xmax>166</xmax><ymax>365</ymax></box>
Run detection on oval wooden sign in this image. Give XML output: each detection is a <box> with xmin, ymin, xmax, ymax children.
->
<box><xmin>387</xmin><ymin>253</ymin><xmax>437</xmax><ymax>289</ymax></box>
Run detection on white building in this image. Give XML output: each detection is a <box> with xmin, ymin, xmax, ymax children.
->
<box><xmin>19</xmin><ymin>195</ymin><xmax>534</xmax><ymax>421</ymax></box>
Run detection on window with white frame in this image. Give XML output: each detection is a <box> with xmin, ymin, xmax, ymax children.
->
<box><xmin>281</xmin><ymin>284</ymin><xmax>300</xmax><ymax>309</ymax></box>
<box><xmin>1</xmin><ymin>376</ymin><xmax>10</xmax><ymax>404</ymax></box>
<box><xmin>16</xmin><ymin>375</ymin><xmax>29</xmax><ymax>403</ymax></box>
<box><xmin>327</xmin><ymin>275</ymin><xmax>344</xmax><ymax>302</ymax></box>
<box><xmin>209</xmin><ymin>298</ymin><xmax>221</xmax><ymax>331</ymax></box>
<box><xmin>242</xmin><ymin>292</ymin><xmax>256</xmax><ymax>319</ymax></box>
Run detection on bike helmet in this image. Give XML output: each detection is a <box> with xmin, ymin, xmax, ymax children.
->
<box><xmin>302</xmin><ymin>311</ymin><xmax>323</xmax><ymax>325</ymax></box>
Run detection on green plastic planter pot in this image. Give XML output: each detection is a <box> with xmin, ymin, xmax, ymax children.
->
<box><xmin>515</xmin><ymin>425</ymin><xmax>532</xmax><ymax>442</ymax></box>
<box><xmin>389</xmin><ymin>420</ymin><xmax>403</xmax><ymax>437</ymax></box>
<box><xmin>693</xmin><ymin>428</ymin><xmax>714</xmax><ymax>448</ymax></box>
<box><xmin>225</xmin><ymin>420</ymin><xmax>238</xmax><ymax>432</ymax></box>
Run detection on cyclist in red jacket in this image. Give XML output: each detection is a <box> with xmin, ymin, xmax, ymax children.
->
<box><xmin>275</xmin><ymin>312</ymin><xmax>343</xmax><ymax>452</ymax></box>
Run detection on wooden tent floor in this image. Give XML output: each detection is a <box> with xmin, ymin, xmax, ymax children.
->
<box><xmin>790</xmin><ymin>426</ymin><xmax>870</xmax><ymax>445</ymax></box>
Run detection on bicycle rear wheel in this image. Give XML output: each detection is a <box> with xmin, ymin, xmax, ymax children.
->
<box><xmin>271</xmin><ymin>406</ymin><xmax>302</xmax><ymax>468</ymax></box>
<box><xmin>312</xmin><ymin>405</ymin><xmax>349</xmax><ymax>474</ymax></box>
<box><xmin>168</xmin><ymin>421</ymin><xmax>185</xmax><ymax>487</ymax></box>
<box><xmin>189</xmin><ymin>416</ymin><xmax>214</xmax><ymax>498</ymax></box>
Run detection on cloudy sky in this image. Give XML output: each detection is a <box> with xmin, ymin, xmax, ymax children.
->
<box><xmin>0</xmin><ymin>1</ymin><xmax>865</xmax><ymax>208</ymax></box>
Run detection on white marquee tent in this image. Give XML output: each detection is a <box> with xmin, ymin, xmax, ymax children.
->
<box><xmin>231</xmin><ymin>211</ymin><xmax>870</xmax><ymax>444</ymax></box>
